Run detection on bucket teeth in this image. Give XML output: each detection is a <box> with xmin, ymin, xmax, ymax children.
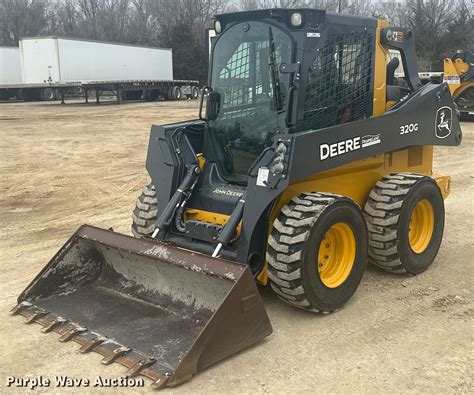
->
<box><xmin>125</xmin><ymin>358</ymin><xmax>156</xmax><ymax>378</ymax></box>
<box><xmin>59</xmin><ymin>327</ymin><xmax>87</xmax><ymax>342</ymax></box>
<box><xmin>10</xmin><ymin>301</ymin><xmax>33</xmax><ymax>315</ymax></box>
<box><xmin>79</xmin><ymin>336</ymin><xmax>107</xmax><ymax>353</ymax></box>
<box><xmin>25</xmin><ymin>310</ymin><xmax>49</xmax><ymax>324</ymax></box>
<box><xmin>41</xmin><ymin>317</ymin><xmax>68</xmax><ymax>333</ymax></box>
<box><xmin>152</xmin><ymin>372</ymin><xmax>174</xmax><ymax>389</ymax></box>
<box><xmin>101</xmin><ymin>346</ymin><xmax>131</xmax><ymax>365</ymax></box>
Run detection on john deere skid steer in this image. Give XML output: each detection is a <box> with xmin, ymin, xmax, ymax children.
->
<box><xmin>443</xmin><ymin>49</ymin><xmax>474</xmax><ymax>117</ymax></box>
<box><xmin>13</xmin><ymin>9</ymin><xmax>462</xmax><ymax>388</ymax></box>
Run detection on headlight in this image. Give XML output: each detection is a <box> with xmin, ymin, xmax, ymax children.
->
<box><xmin>385</xmin><ymin>29</ymin><xmax>394</xmax><ymax>41</ymax></box>
<box><xmin>290</xmin><ymin>12</ymin><xmax>303</xmax><ymax>27</ymax></box>
<box><xmin>214</xmin><ymin>20</ymin><xmax>222</xmax><ymax>34</ymax></box>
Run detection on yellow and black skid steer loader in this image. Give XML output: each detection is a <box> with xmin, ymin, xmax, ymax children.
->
<box><xmin>443</xmin><ymin>49</ymin><xmax>474</xmax><ymax>117</ymax></box>
<box><xmin>13</xmin><ymin>9</ymin><xmax>462</xmax><ymax>388</ymax></box>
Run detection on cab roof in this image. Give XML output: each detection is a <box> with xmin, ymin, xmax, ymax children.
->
<box><xmin>215</xmin><ymin>8</ymin><xmax>378</xmax><ymax>31</ymax></box>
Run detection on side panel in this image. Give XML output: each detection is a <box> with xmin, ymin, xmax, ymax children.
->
<box><xmin>289</xmin><ymin>83</ymin><xmax>461</xmax><ymax>183</ymax></box>
<box><xmin>275</xmin><ymin>147</ymin><xmax>433</xmax><ymax>213</ymax></box>
<box><xmin>20</xmin><ymin>39</ymin><xmax>60</xmax><ymax>83</ymax></box>
<box><xmin>0</xmin><ymin>47</ymin><xmax>22</xmax><ymax>84</ymax></box>
<box><xmin>57</xmin><ymin>39</ymin><xmax>173</xmax><ymax>82</ymax></box>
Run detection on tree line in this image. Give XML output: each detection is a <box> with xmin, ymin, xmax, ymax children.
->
<box><xmin>0</xmin><ymin>0</ymin><xmax>472</xmax><ymax>83</ymax></box>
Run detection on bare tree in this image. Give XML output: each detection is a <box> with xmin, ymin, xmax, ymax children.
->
<box><xmin>49</xmin><ymin>0</ymin><xmax>78</xmax><ymax>36</ymax></box>
<box><xmin>345</xmin><ymin>0</ymin><xmax>372</xmax><ymax>15</ymax></box>
<box><xmin>406</xmin><ymin>0</ymin><xmax>458</xmax><ymax>69</ymax></box>
<box><xmin>373</xmin><ymin>1</ymin><xmax>410</xmax><ymax>25</ymax></box>
<box><xmin>135</xmin><ymin>0</ymin><xmax>226</xmax><ymax>81</ymax></box>
<box><xmin>0</xmin><ymin>0</ymin><xmax>471</xmax><ymax>79</ymax></box>
<box><xmin>71</xmin><ymin>0</ymin><xmax>132</xmax><ymax>41</ymax></box>
<box><xmin>0</xmin><ymin>0</ymin><xmax>51</xmax><ymax>45</ymax></box>
<box><xmin>445</xmin><ymin>0</ymin><xmax>474</xmax><ymax>53</ymax></box>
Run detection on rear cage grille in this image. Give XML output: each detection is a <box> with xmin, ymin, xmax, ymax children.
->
<box><xmin>303</xmin><ymin>30</ymin><xmax>374</xmax><ymax>131</ymax></box>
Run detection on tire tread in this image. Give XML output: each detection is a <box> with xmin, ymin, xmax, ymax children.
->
<box><xmin>364</xmin><ymin>172</ymin><xmax>432</xmax><ymax>273</ymax></box>
<box><xmin>267</xmin><ymin>192</ymin><xmax>345</xmax><ymax>314</ymax></box>
<box><xmin>131</xmin><ymin>183</ymin><xmax>158</xmax><ymax>238</ymax></box>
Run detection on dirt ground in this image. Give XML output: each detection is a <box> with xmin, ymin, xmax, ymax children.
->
<box><xmin>0</xmin><ymin>99</ymin><xmax>472</xmax><ymax>394</ymax></box>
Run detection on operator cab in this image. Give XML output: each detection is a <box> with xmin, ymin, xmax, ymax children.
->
<box><xmin>203</xmin><ymin>9</ymin><xmax>379</xmax><ymax>185</ymax></box>
<box><xmin>207</xmin><ymin>19</ymin><xmax>292</xmax><ymax>184</ymax></box>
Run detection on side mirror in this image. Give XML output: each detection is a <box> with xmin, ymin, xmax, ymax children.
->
<box><xmin>199</xmin><ymin>88</ymin><xmax>221</xmax><ymax>122</ymax></box>
<box><xmin>206</xmin><ymin>91</ymin><xmax>221</xmax><ymax>121</ymax></box>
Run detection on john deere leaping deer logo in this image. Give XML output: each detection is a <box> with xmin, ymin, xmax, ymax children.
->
<box><xmin>435</xmin><ymin>106</ymin><xmax>452</xmax><ymax>139</ymax></box>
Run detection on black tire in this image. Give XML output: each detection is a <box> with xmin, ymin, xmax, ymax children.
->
<box><xmin>267</xmin><ymin>192</ymin><xmax>368</xmax><ymax>313</ymax></box>
<box><xmin>171</xmin><ymin>86</ymin><xmax>182</xmax><ymax>100</ymax></box>
<box><xmin>18</xmin><ymin>89</ymin><xmax>34</xmax><ymax>101</ymax></box>
<box><xmin>17</xmin><ymin>89</ymin><xmax>25</xmax><ymax>101</ymax></box>
<box><xmin>120</xmin><ymin>91</ymin><xmax>129</xmax><ymax>101</ymax></box>
<box><xmin>364</xmin><ymin>173</ymin><xmax>445</xmax><ymax>274</ymax></box>
<box><xmin>131</xmin><ymin>184</ymin><xmax>158</xmax><ymax>238</ymax></box>
<box><xmin>129</xmin><ymin>91</ymin><xmax>142</xmax><ymax>100</ymax></box>
<box><xmin>144</xmin><ymin>89</ymin><xmax>159</xmax><ymax>101</ymax></box>
<box><xmin>42</xmin><ymin>88</ymin><xmax>56</xmax><ymax>101</ymax></box>
<box><xmin>120</xmin><ymin>91</ymin><xmax>141</xmax><ymax>101</ymax></box>
<box><xmin>192</xmin><ymin>86</ymin><xmax>199</xmax><ymax>99</ymax></box>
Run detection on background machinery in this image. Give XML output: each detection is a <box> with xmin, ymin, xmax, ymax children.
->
<box><xmin>443</xmin><ymin>49</ymin><xmax>474</xmax><ymax>118</ymax></box>
<box><xmin>13</xmin><ymin>8</ymin><xmax>462</xmax><ymax>388</ymax></box>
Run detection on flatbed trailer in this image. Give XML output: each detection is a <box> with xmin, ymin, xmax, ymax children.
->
<box><xmin>0</xmin><ymin>79</ymin><xmax>200</xmax><ymax>103</ymax></box>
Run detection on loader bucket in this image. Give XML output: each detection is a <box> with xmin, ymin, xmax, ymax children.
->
<box><xmin>12</xmin><ymin>225</ymin><xmax>272</xmax><ymax>388</ymax></box>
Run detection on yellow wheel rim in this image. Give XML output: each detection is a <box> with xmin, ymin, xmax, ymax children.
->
<box><xmin>317</xmin><ymin>223</ymin><xmax>356</xmax><ymax>288</ymax></box>
<box><xmin>408</xmin><ymin>199</ymin><xmax>435</xmax><ymax>253</ymax></box>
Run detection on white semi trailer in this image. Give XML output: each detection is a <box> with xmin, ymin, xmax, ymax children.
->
<box><xmin>0</xmin><ymin>47</ymin><xmax>23</xmax><ymax>99</ymax></box>
<box><xmin>0</xmin><ymin>36</ymin><xmax>199</xmax><ymax>103</ymax></box>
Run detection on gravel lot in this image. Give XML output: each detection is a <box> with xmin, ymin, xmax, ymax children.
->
<box><xmin>0</xmin><ymin>100</ymin><xmax>472</xmax><ymax>393</ymax></box>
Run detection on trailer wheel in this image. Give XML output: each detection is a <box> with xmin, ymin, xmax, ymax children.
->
<box><xmin>192</xmin><ymin>86</ymin><xmax>199</xmax><ymax>99</ymax></box>
<box><xmin>171</xmin><ymin>86</ymin><xmax>182</xmax><ymax>100</ymax></box>
<box><xmin>364</xmin><ymin>173</ymin><xmax>445</xmax><ymax>274</ymax></box>
<box><xmin>41</xmin><ymin>88</ymin><xmax>56</xmax><ymax>101</ymax></box>
<box><xmin>267</xmin><ymin>192</ymin><xmax>368</xmax><ymax>313</ymax></box>
<box><xmin>19</xmin><ymin>89</ymin><xmax>37</xmax><ymax>101</ymax></box>
<box><xmin>131</xmin><ymin>183</ymin><xmax>158</xmax><ymax>238</ymax></box>
<box><xmin>144</xmin><ymin>89</ymin><xmax>159</xmax><ymax>101</ymax></box>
